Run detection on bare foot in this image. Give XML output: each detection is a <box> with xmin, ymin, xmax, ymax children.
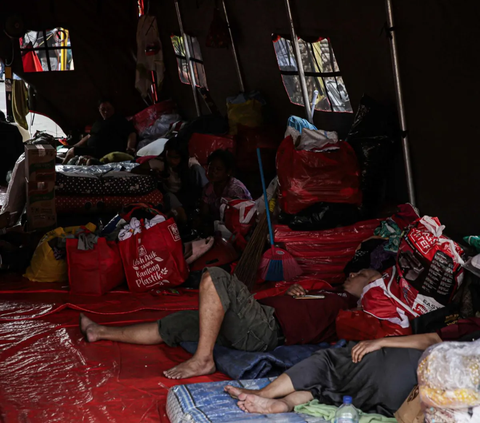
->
<box><xmin>79</xmin><ymin>313</ymin><xmax>101</xmax><ymax>343</ymax></box>
<box><xmin>237</xmin><ymin>393</ymin><xmax>290</xmax><ymax>414</ymax></box>
<box><xmin>163</xmin><ymin>357</ymin><xmax>216</xmax><ymax>379</ymax></box>
<box><xmin>224</xmin><ymin>385</ymin><xmax>262</xmax><ymax>399</ymax></box>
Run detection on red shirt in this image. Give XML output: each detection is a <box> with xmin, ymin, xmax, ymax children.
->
<box><xmin>259</xmin><ymin>289</ymin><xmax>358</xmax><ymax>345</ymax></box>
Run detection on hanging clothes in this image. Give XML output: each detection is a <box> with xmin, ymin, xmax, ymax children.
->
<box><xmin>12</xmin><ymin>80</ymin><xmax>29</xmax><ymax>130</ymax></box>
<box><xmin>135</xmin><ymin>14</ymin><xmax>164</xmax><ymax>99</ymax></box>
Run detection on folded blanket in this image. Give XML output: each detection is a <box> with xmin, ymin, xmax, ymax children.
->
<box><xmin>181</xmin><ymin>340</ymin><xmax>346</xmax><ymax>380</ymax></box>
<box><xmin>295</xmin><ymin>400</ymin><xmax>397</xmax><ymax>423</ymax></box>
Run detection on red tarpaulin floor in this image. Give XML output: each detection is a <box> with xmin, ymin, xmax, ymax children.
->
<box><xmin>0</xmin><ymin>275</ymin><xmax>232</xmax><ymax>422</ymax></box>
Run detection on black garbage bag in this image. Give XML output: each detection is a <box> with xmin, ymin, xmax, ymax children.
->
<box><xmin>282</xmin><ymin>202</ymin><xmax>361</xmax><ymax>231</ymax></box>
<box><xmin>346</xmin><ymin>95</ymin><xmax>397</xmax><ymax>217</ymax></box>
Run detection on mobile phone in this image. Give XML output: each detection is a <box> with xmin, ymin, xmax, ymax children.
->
<box><xmin>293</xmin><ymin>295</ymin><xmax>325</xmax><ymax>300</ymax></box>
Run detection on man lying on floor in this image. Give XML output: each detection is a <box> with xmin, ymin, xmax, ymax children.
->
<box><xmin>80</xmin><ymin>267</ymin><xmax>381</xmax><ymax>379</ymax></box>
<box><xmin>224</xmin><ymin>318</ymin><xmax>480</xmax><ymax>416</ymax></box>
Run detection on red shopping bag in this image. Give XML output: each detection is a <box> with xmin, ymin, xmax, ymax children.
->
<box><xmin>220</xmin><ymin>198</ymin><xmax>257</xmax><ymax>237</ymax></box>
<box><xmin>119</xmin><ymin>217</ymin><xmax>189</xmax><ymax>292</ymax></box>
<box><xmin>66</xmin><ymin>238</ymin><xmax>125</xmax><ymax>295</ymax></box>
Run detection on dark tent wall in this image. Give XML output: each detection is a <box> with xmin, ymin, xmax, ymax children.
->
<box><xmin>393</xmin><ymin>0</ymin><xmax>480</xmax><ymax>240</ymax></box>
<box><xmin>0</xmin><ymin>0</ymin><xmax>478</xmax><ymax>240</ymax></box>
<box><xmin>152</xmin><ymin>0</ymin><xmax>395</xmax><ymax>138</ymax></box>
<box><xmin>0</xmin><ymin>0</ymin><xmax>144</xmax><ymax>131</ymax></box>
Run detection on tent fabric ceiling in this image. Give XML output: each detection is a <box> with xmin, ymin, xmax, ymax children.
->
<box><xmin>0</xmin><ymin>0</ymin><xmax>478</xmax><ymax>239</ymax></box>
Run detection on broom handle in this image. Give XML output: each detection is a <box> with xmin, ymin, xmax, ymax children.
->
<box><xmin>257</xmin><ymin>148</ymin><xmax>275</xmax><ymax>249</ymax></box>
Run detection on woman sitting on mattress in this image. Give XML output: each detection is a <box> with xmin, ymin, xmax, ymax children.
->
<box><xmin>199</xmin><ymin>149</ymin><xmax>252</xmax><ymax>226</ymax></box>
<box><xmin>224</xmin><ymin>318</ymin><xmax>480</xmax><ymax>417</ymax></box>
<box><xmin>134</xmin><ymin>137</ymin><xmax>208</xmax><ymax>225</ymax></box>
<box><xmin>62</xmin><ymin>99</ymin><xmax>137</xmax><ymax>165</ymax></box>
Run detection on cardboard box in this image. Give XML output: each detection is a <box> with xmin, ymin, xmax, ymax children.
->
<box><xmin>24</xmin><ymin>144</ymin><xmax>57</xmax><ymax>231</ymax></box>
<box><xmin>395</xmin><ymin>386</ymin><xmax>425</xmax><ymax>423</ymax></box>
<box><xmin>24</xmin><ymin>144</ymin><xmax>56</xmax><ymax>183</ymax></box>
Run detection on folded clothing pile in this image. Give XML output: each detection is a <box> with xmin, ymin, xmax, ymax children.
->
<box><xmin>418</xmin><ymin>339</ymin><xmax>480</xmax><ymax>422</ymax></box>
<box><xmin>55</xmin><ymin>163</ymin><xmax>162</xmax><ymax>214</ymax></box>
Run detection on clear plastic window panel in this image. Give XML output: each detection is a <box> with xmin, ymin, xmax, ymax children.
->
<box><xmin>21</xmin><ymin>28</ymin><xmax>73</xmax><ymax>72</ymax></box>
<box><xmin>273</xmin><ymin>36</ymin><xmax>351</xmax><ymax>113</ymax></box>
<box><xmin>171</xmin><ymin>35</ymin><xmax>208</xmax><ymax>89</ymax></box>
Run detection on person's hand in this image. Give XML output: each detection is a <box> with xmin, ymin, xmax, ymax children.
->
<box><xmin>126</xmin><ymin>147</ymin><xmax>136</xmax><ymax>156</ymax></box>
<box><xmin>285</xmin><ymin>284</ymin><xmax>308</xmax><ymax>297</ymax></box>
<box><xmin>351</xmin><ymin>339</ymin><xmax>384</xmax><ymax>363</ymax></box>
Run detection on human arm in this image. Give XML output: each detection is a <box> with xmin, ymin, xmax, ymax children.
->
<box><xmin>126</xmin><ymin>132</ymin><xmax>137</xmax><ymax>155</ymax></box>
<box><xmin>285</xmin><ymin>284</ymin><xmax>308</xmax><ymax>297</ymax></box>
<box><xmin>351</xmin><ymin>332</ymin><xmax>442</xmax><ymax>363</ymax></box>
<box><xmin>73</xmin><ymin>134</ymin><xmax>90</xmax><ymax>148</ymax></box>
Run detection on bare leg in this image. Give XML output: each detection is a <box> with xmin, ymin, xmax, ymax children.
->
<box><xmin>237</xmin><ymin>391</ymin><xmax>313</xmax><ymax>414</ymax></box>
<box><xmin>79</xmin><ymin>313</ymin><xmax>162</xmax><ymax>344</ymax></box>
<box><xmin>163</xmin><ymin>271</ymin><xmax>223</xmax><ymax>379</ymax></box>
<box><xmin>225</xmin><ymin>373</ymin><xmax>295</xmax><ymax>399</ymax></box>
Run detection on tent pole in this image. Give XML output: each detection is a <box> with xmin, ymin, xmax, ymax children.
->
<box><xmin>284</xmin><ymin>0</ymin><xmax>313</xmax><ymax>124</ymax></box>
<box><xmin>385</xmin><ymin>0</ymin><xmax>416</xmax><ymax>205</ymax></box>
<box><xmin>174</xmin><ymin>0</ymin><xmax>201</xmax><ymax>117</ymax></box>
<box><xmin>221</xmin><ymin>0</ymin><xmax>245</xmax><ymax>92</ymax></box>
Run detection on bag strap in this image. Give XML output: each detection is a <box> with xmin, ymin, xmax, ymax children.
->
<box><xmin>122</xmin><ymin>202</ymin><xmax>161</xmax><ymax>222</ymax></box>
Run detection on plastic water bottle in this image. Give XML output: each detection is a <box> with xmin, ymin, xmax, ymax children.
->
<box><xmin>334</xmin><ymin>396</ymin><xmax>359</xmax><ymax>423</ymax></box>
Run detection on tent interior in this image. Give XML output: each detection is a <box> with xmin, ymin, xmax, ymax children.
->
<box><xmin>0</xmin><ymin>0</ymin><xmax>479</xmax><ymax>421</ymax></box>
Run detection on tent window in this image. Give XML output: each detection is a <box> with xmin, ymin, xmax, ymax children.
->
<box><xmin>20</xmin><ymin>28</ymin><xmax>74</xmax><ymax>72</ymax></box>
<box><xmin>272</xmin><ymin>36</ymin><xmax>352</xmax><ymax>113</ymax></box>
<box><xmin>171</xmin><ymin>35</ymin><xmax>208</xmax><ymax>89</ymax></box>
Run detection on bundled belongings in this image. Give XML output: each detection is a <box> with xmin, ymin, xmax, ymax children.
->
<box><xmin>385</xmin><ymin>215</ymin><xmax>466</xmax><ymax>318</ymax></box>
<box><xmin>274</xmin><ymin>219</ymin><xmax>380</xmax><ymax>284</ymax></box>
<box><xmin>418</xmin><ymin>339</ymin><xmax>480</xmax><ymax>422</ymax></box>
<box><xmin>276</xmin><ymin>134</ymin><xmax>362</xmax><ymax>215</ymax></box>
<box><xmin>24</xmin><ymin>223</ymin><xmax>97</xmax><ymax>283</ymax></box>
<box><xmin>345</xmin><ymin>95</ymin><xmax>396</xmax><ymax>217</ymax></box>
<box><xmin>55</xmin><ymin>162</ymin><xmax>163</xmax><ymax>214</ymax></box>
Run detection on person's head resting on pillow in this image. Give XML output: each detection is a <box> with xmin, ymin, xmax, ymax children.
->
<box><xmin>342</xmin><ymin>269</ymin><xmax>381</xmax><ymax>298</ymax></box>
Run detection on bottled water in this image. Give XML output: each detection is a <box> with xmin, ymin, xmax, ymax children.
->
<box><xmin>334</xmin><ymin>396</ymin><xmax>359</xmax><ymax>423</ymax></box>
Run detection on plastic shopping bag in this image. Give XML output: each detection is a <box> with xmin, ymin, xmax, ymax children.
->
<box><xmin>67</xmin><ymin>238</ymin><xmax>125</xmax><ymax>295</ymax></box>
<box><xmin>276</xmin><ymin>136</ymin><xmax>362</xmax><ymax>214</ymax></box>
<box><xmin>24</xmin><ymin>223</ymin><xmax>96</xmax><ymax>283</ymax></box>
<box><xmin>386</xmin><ymin>216</ymin><xmax>465</xmax><ymax>318</ymax></box>
<box><xmin>118</xmin><ymin>216</ymin><xmax>189</xmax><ymax>292</ymax></box>
<box><xmin>220</xmin><ymin>198</ymin><xmax>257</xmax><ymax>237</ymax></box>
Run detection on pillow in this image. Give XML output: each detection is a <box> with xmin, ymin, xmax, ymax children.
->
<box><xmin>136</xmin><ymin>138</ymin><xmax>168</xmax><ymax>157</ymax></box>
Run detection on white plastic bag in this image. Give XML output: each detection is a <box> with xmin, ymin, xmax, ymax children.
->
<box><xmin>418</xmin><ymin>339</ymin><xmax>480</xmax><ymax>409</ymax></box>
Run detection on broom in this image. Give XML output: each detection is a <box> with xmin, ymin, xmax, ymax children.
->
<box><xmin>234</xmin><ymin>211</ymin><xmax>268</xmax><ymax>291</ymax></box>
<box><xmin>257</xmin><ymin>148</ymin><xmax>302</xmax><ymax>282</ymax></box>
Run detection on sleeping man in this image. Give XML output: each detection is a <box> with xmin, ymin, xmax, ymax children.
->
<box><xmin>79</xmin><ymin>267</ymin><xmax>382</xmax><ymax>379</ymax></box>
<box><xmin>224</xmin><ymin>318</ymin><xmax>480</xmax><ymax>417</ymax></box>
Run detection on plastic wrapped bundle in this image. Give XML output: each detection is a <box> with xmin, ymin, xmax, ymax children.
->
<box><xmin>418</xmin><ymin>339</ymin><xmax>480</xmax><ymax>409</ymax></box>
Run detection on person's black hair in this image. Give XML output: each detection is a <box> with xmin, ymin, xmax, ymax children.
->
<box><xmin>164</xmin><ymin>136</ymin><xmax>190</xmax><ymax>188</ymax></box>
<box><xmin>98</xmin><ymin>97</ymin><xmax>114</xmax><ymax>107</ymax></box>
<box><xmin>0</xmin><ymin>111</ymin><xmax>6</xmax><ymax>122</ymax></box>
<box><xmin>207</xmin><ymin>149</ymin><xmax>235</xmax><ymax>172</ymax></box>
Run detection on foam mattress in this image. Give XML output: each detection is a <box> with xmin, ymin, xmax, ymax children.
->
<box><xmin>167</xmin><ymin>378</ymin><xmax>329</xmax><ymax>423</ymax></box>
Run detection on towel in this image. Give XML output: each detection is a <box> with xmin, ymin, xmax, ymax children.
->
<box><xmin>295</xmin><ymin>400</ymin><xmax>397</xmax><ymax>423</ymax></box>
